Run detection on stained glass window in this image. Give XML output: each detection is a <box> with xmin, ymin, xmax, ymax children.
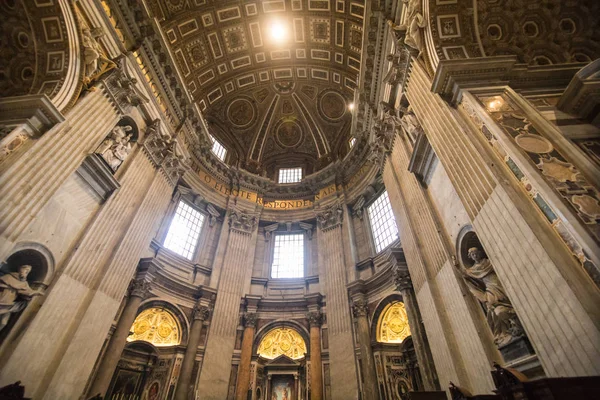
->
<box><xmin>271</xmin><ymin>233</ymin><xmax>304</xmax><ymax>278</ymax></box>
<box><xmin>368</xmin><ymin>190</ymin><xmax>399</xmax><ymax>252</ymax></box>
<box><xmin>164</xmin><ymin>201</ymin><xmax>205</xmax><ymax>260</ymax></box>
<box><xmin>257</xmin><ymin>327</ymin><xmax>307</xmax><ymax>359</ymax></box>
<box><xmin>377</xmin><ymin>302</ymin><xmax>411</xmax><ymax>343</ymax></box>
<box><xmin>127</xmin><ymin>307</ymin><xmax>181</xmax><ymax>347</ymax></box>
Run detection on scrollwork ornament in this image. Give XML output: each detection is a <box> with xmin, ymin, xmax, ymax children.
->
<box><xmin>243</xmin><ymin>312</ymin><xmax>258</xmax><ymax>328</ymax></box>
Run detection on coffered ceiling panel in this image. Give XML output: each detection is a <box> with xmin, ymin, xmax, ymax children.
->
<box><xmin>154</xmin><ymin>0</ymin><xmax>365</xmax><ymax>175</ymax></box>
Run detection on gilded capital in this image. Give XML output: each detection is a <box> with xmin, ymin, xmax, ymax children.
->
<box><xmin>243</xmin><ymin>312</ymin><xmax>258</xmax><ymax>328</ymax></box>
<box><xmin>306</xmin><ymin>311</ymin><xmax>323</xmax><ymax>327</ymax></box>
<box><xmin>352</xmin><ymin>299</ymin><xmax>369</xmax><ymax>318</ymax></box>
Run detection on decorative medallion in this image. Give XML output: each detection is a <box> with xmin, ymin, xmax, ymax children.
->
<box><xmin>227</xmin><ymin>97</ymin><xmax>256</xmax><ymax>127</ymax></box>
<box><xmin>257</xmin><ymin>327</ymin><xmax>307</xmax><ymax>360</ymax></box>
<box><xmin>275</xmin><ymin>118</ymin><xmax>303</xmax><ymax>148</ymax></box>
<box><xmin>515</xmin><ymin>134</ymin><xmax>553</xmax><ymax>154</ymax></box>
<box><xmin>318</xmin><ymin>90</ymin><xmax>346</xmax><ymax>121</ymax></box>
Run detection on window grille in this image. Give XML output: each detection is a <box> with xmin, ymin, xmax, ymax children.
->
<box><xmin>278</xmin><ymin>167</ymin><xmax>302</xmax><ymax>184</ymax></box>
<box><xmin>209</xmin><ymin>134</ymin><xmax>227</xmax><ymax>161</ymax></box>
<box><xmin>367</xmin><ymin>191</ymin><xmax>399</xmax><ymax>252</ymax></box>
<box><xmin>271</xmin><ymin>233</ymin><xmax>304</xmax><ymax>278</ymax></box>
<box><xmin>164</xmin><ymin>201</ymin><xmax>205</xmax><ymax>260</ymax></box>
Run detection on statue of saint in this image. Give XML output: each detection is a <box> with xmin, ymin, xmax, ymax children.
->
<box><xmin>82</xmin><ymin>26</ymin><xmax>116</xmax><ymax>84</ymax></box>
<box><xmin>387</xmin><ymin>0</ymin><xmax>426</xmax><ymax>53</ymax></box>
<box><xmin>457</xmin><ymin>247</ymin><xmax>524</xmax><ymax>346</ymax></box>
<box><xmin>96</xmin><ymin>125</ymin><xmax>134</xmax><ymax>172</ymax></box>
<box><xmin>0</xmin><ymin>265</ymin><xmax>44</xmax><ymax>332</ymax></box>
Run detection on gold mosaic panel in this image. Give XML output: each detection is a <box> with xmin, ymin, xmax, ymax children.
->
<box><xmin>127</xmin><ymin>307</ymin><xmax>181</xmax><ymax>347</ymax></box>
<box><xmin>257</xmin><ymin>327</ymin><xmax>307</xmax><ymax>359</ymax></box>
<box><xmin>376</xmin><ymin>302</ymin><xmax>411</xmax><ymax>344</ymax></box>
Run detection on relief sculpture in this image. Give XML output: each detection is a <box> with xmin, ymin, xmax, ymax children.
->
<box><xmin>96</xmin><ymin>124</ymin><xmax>134</xmax><ymax>172</ymax></box>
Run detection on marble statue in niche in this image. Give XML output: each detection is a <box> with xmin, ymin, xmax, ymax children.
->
<box><xmin>0</xmin><ymin>265</ymin><xmax>44</xmax><ymax>332</ymax></box>
<box><xmin>96</xmin><ymin>124</ymin><xmax>134</xmax><ymax>172</ymax></box>
<box><xmin>456</xmin><ymin>247</ymin><xmax>524</xmax><ymax>346</ymax></box>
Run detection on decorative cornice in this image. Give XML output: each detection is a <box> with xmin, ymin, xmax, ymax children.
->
<box><xmin>100</xmin><ymin>56</ymin><xmax>149</xmax><ymax>115</ymax></box>
<box><xmin>263</xmin><ymin>222</ymin><xmax>279</xmax><ymax>241</ymax></box>
<box><xmin>299</xmin><ymin>222</ymin><xmax>314</xmax><ymax>240</ymax></box>
<box><xmin>316</xmin><ymin>204</ymin><xmax>344</xmax><ymax>232</ymax></box>
<box><xmin>228</xmin><ymin>209</ymin><xmax>258</xmax><ymax>235</ymax></box>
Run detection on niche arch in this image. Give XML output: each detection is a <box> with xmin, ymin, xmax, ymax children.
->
<box><xmin>132</xmin><ymin>300</ymin><xmax>190</xmax><ymax>347</ymax></box>
<box><xmin>1</xmin><ymin>242</ymin><xmax>55</xmax><ymax>288</ymax></box>
<box><xmin>455</xmin><ymin>224</ymin><xmax>488</xmax><ymax>269</ymax></box>
<box><xmin>253</xmin><ymin>319</ymin><xmax>310</xmax><ymax>359</ymax></box>
<box><xmin>371</xmin><ymin>294</ymin><xmax>411</xmax><ymax>344</ymax></box>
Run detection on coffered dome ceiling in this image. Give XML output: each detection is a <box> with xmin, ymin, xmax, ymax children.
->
<box><xmin>154</xmin><ymin>0</ymin><xmax>366</xmax><ymax>176</ymax></box>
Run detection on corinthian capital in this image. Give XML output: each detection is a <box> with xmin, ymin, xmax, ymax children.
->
<box><xmin>128</xmin><ymin>278</ymin><xmax>151</xmax><ymax>299</ymax></box>
<box><xmin>306</xmin><ymin>311</ymin><xmax>323</xmax><ymax>327</ymax></box>
<box><xmin>393</xmin><ymin>266</ymin><xmax>413</xmax><ymax>292</ymax></box>
<box><xmin>228</xmin><ymin>209</ymin><xmax>258</xmax><ymax>235</ymax></box>
<box><xmin>243</xmin><ymin>312</ymin><xmax>258</xmax><ymax>328</ymax></box>
<box><xmin>315</xmin><ymin>204</ymin><xmax>344</xmax><ymax>232</ymax></box>
<box><xmin>352</xmin><ymin>299</ymin><xmax>369</xmax><ymax>318</ymax></box>
<box><xmin>193</xmin><ymin>305</ymin><xmax>211</xmax><ymax>321</ymax></box>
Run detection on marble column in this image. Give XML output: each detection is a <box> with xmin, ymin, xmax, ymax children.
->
<box><xmin>394</xmin><ymin>268</ymin><xmax>439</xmax><ymax>391</ymax></box>
<box><xmin>88</xmin><ymin>277</ymin><xmax>151</xmax><ymax>397</ymax></box>
<box><xmin>235</xmin><ymin>312</ymin><xmax>257</xmax><ymax>400</ymax></box>
<box><xmin>307</xmin><ymin>311</ymin><xmax>323</xmax><ymax>400</ymax></box>
<box><xmin>351</xmin><ymin>299</ymin><xmax>379</xmax><ymax>400</ymax></box>
<box><xmin>175</xmin><ymin>304</ymin><xmax>211</xmax><ymax>400</ymax></box>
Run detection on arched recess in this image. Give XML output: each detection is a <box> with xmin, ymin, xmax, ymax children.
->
<box><xmin>0</xmin><ymin>0</ymin><xmax>83</xmax><ymax>111</ymax></box>
<box><xmin>252</xmin><ymin>320</ymin><xmax>311</xmax><ymax>359</ymax></box>
<box><xmin>134</xmin><ymin>300</ymin><xmax>190</xmax><ymax>347</ymax></box>
<box><xmin>370</xmin><ymin>293</ymin><xmax>407</xmax><ymax>342</ymax></box>
<box><xmin>0</xmin><ymin>242</ymin><xmax>55</xmax><ymax>343</ymax></box>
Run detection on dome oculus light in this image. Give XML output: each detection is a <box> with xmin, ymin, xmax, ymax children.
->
<box><xmin>269</xmin><ymin>19</ymin><xmax>288</xmax><ymax>44</ymax></box>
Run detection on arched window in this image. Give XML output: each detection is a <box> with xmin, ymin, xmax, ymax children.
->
<box><xmin>127</xmin><ymin>307</ymin><xmax>181</xmax><ymax>347</ymax></box>
<box><xmin>257</xmin><ymin>327</ymin><xmax>307</xmax><ymax>360</ymax></box>
<box><xmin>376</xmin><ymin>302</ymin><xmax>411</xmax><ymax>343</ymax></box>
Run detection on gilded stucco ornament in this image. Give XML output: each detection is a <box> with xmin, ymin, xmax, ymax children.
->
<box><xmin>455</xmin><ymin>247</ymin><xmax>524</xmax><ymax>346</ymax></box>
<box><xmin>377</xmin><ymin>302</ymin><xmax>411</xmax><ymax>343</ymax></box>
<box><xmin>0</xmin><ymin>265</ymin><xmax>44</xmax><ymax>332</ymax></box>
<box><xmin>81</xmin><ymin>26</ymin><xmax>116</xmax><ymax>86</ymax></box>
<box><xmin>257</xmin><ymin>327</ymin><xmax>307</xmax><ymax>360</ymax></box>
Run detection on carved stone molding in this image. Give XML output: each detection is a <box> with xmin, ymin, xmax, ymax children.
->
<box><xmin>206</xmin><ymin>203</ymin><xmax>221</xmax><ymax>227</ymax></box>
<box><xmin>306</xmin><ymin>311</ymin><xmax>323</xmax><ymax>327</ymax></box>
<box><xmin>316</xmin><ymin>204</ymin><xmax>344</xmax><ymax>232</ymax></box>
<box><xmin>243</xmin><ymin>312</ymin><xmax>258</xmax><ymax>328</ymax></box>
<box><xmin>142</xmin><ymin>119</ymin><xmax>172</xmax><ymax>167</ymax></box>
<box><xmin>193</xmin><ymin>305</ymin><xmax>211</xmax><ymax>321</ymax></box>
<box><xmin>263</xmin><ymin>222</ymin><xmax>279</xmax><ymax>241</ymax></box>
<box><xmin>228</xmin><ymin>209</ymin><xmax>258</xmax><ymax>235</ymax></box>
<box><xmin>128</xmin><ymin>278</ymin><xmax>151</xmax><ymax>299</ymax></box>
<box><xmin>351</xmin><ymin>299</ymin><xmax>369</xmax><ymax>319</ymax></box>
<box><xmin>100</xmin><ymin>56</ymin><xmax>149</xmax><ymax>115</ymax></box>
<box><xmin>299</xmin><ymin>222</ymin><xmax>314</xmax><ymax>240</ymax></box>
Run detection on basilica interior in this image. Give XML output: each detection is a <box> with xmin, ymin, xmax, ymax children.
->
<box><xmin>0</xmin><ymin>0</ymin><xmax>599</xmax><ymax>399</ymax></box>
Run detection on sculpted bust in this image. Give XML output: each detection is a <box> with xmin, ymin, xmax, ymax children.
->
<box><xmin>457</xmin><ymin>247</ymin><xmax>524</xmax><ymax>346</ymax></box>
<box><xmin>0</xmin><ymin>265</ymin><xmax>44</xmax><ymax>332</ymax></box>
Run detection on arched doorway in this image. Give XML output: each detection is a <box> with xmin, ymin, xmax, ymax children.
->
<box><xmin>371</xmin><ymin>296</ymin><xmax>423</xmax><ymax>399</ymax></box>
<box><xmin>105</xmin><ymin>304</ymin><xmax>187</xmax><ymax>400</ymax></box>
<box><xmin>253</xmin><ymin>325</ymin><xmax>309</xmax><ymax>400</ymax></box>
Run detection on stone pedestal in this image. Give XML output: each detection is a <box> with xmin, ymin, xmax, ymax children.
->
<box><xmin>235</xmin><ymin>312</ymin><xmax>257</xmax><ymax>400</ymax></box>
<box><xmin>88</xmin><ymin>277</ymin><xmax>151</xmax><ymax>397</ymax></box>
<box><xmin>307</xmin><ymin>311</ymin><xmax>323</xmax><ymax>400</ymax></box>
<box><xmin>351</xmin><ymin>299</ymin><xmax>379</xmax><ymax>400</ymax></box>
<box><xmin>174</xmin><ymin>304</ymin><xmax>211</xmax><ymax>400</ymax></box>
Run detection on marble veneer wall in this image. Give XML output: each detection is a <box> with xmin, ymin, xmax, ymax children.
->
<box><xmin>0</xmin><ymin>86</ymin><xmax>177</xmax><ymax>398</ymax></box>
<box><xmin>403</xmin><ymin>60</ymin><xmax>600</xmax><ymax>377</ymax></box>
